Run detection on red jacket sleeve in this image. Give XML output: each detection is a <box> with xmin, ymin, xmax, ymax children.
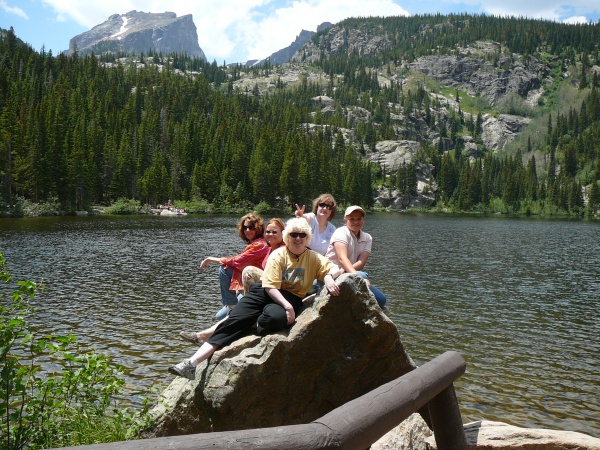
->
<box><xmin>221</xmin><ymin>239</ymin><xmax>269</xmax><ymax>270</ymax></box>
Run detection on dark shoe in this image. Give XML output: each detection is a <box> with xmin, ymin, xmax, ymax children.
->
<box><xmin>179</xmin><ymin>331</ymin><xmax>204</xmax><ymax>345</ymax></box>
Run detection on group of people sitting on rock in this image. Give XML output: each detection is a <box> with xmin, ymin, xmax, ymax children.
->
<box><xmin>168</xmin><ymin>194</ymin><xmax>387</xmax><ymax>380</ymax></box>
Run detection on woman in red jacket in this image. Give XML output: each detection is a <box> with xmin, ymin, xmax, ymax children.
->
<box><xmin>199</xmin><ymin>213</ymin><xmax>269</xmax><ymax>319</ymax></box>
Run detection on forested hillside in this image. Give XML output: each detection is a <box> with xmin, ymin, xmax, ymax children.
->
<box><xmin>1</xmin><ymin>14</ymin><xmax>600</xmax><ymax>216</ymax></box>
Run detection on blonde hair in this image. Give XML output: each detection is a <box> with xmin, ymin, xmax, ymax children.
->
<box><xmin>283</xmin><ymin>217</ymin><xmax>312</xmax><ymax>247</ymax></box>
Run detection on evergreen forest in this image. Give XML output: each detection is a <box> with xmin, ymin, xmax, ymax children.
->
<box><xmin>1</xmin><ymin>13</ymin><xmax>600</xmax><ymax>216</ymax></box>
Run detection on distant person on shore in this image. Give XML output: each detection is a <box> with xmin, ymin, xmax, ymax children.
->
<box><xmin>169</xmin><ymin>218</ymin><xmax>341</xmax><ymax>380</ymax></box>
<box><xmin>199</xmin><ymin>213</ymin><xmax>269</xmax><ymax>320</ymax></box>
<box><xmin>325</xmin><ymin>205</ymin><xmax>387</xmax><ymax>309</ymax></box>
<box><xmin>294</xmin><ymin>193</ymin><xmax>337</xmax><ymax>256</ymax></box>
<box><xmin>180</xmin><ymin>218</ymin><xmax>286</xmax><ymax>345</ymax></box>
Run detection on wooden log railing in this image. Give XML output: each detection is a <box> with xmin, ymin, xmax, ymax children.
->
<box><xmin>57</xmin><ymin>351</ymin><xmax>468</xmax><ymax>450</ymax></box>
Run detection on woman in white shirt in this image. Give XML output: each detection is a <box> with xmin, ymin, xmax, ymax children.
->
<box><xmin>294</xmin><ymin>193</ymin><xmax>337</xmax><ymax>255</ymax></box>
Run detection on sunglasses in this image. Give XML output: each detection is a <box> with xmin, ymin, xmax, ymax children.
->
<box><xmin>265</xmin><ymin>230</ymin><xmax>279</xmax><ymax>234</ymax></box>
<box><xmin>318</xmin><ymin>203</ymin><xmax>334</xmax><ymax>210</ymax></box>
<box><xmin>243</xmin><ymin>225</ymin><xmax>256</xmax><ymax>231</ymax></box>
<box><xmin>289</xmin><ymin>232</ymin><xmax>307</xmax><ymax>239</ymax></box>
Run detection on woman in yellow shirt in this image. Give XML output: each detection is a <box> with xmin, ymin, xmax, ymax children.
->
<box><xmin>169</xmin><ymin>218</ymin><xmax>340</xmax><ymax>380</ymax></box>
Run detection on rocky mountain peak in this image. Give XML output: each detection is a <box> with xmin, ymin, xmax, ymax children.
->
<box><xmin>68</xmin><ymin>10</ymin><xmax>206</xmax><ymax>59</ymax></box>
<box><xmin>252</xmin><ymin>21</ymin><xmax>333</xmax><ymax>66</ymax></box>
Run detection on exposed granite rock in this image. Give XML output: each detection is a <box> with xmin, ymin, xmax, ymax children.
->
<box><xmin>481</xmin><ymin>114</ymin><xmax>531</xmax><ymax>153</ymax></box>
<box><xmin>68</xmin><ymin>10</ymin><xmax>205</xmax><ymax>59</ymax></box>
<box><xmin>372</xmin><ymin>413</ymin><xmax>433</xmax><ymax>450</ymax></box>
<box><xmin>144</xmin><ymin>274</ymin><xmax>418</xmax><ymax>437</ymax></box>
<box><xmin>408</xmin><ymin>52</ymin><xmax>547</xmax><ymax>106</ymax></box>
<box><xmin>293</xmin><ymin>23</ymin><xmax>394</xmax><ymax>63</ymax></box>
<box><xmin>426</xmin><ymin>421</ymin><xmax>600</xmax><ymax>449</ymax></box>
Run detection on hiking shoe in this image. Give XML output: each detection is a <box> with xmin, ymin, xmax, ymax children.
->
<box><xmin>179</xmin><ymin>331</ymin><xmax>204</xmax><ymax>345</ymax></box>
<box><xmin>215</xmin><ymin>305</ymin><xmax>232</xmax><ymax>320</ymax></box>
<box><xmin>168</xmin><ymin>359</ymin><xmax>196</xmax><ymax>380</ymax></box>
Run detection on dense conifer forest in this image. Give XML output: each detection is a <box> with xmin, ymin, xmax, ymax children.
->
<box><xmin>1</xmin><ymin>14</ymin><xmax>600</xmax><ymax>216</ymax></box>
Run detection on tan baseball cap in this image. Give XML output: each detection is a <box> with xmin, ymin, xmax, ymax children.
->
<box><xmin>344</xmin><ymin>205</ymin><xmax>365</xmax><ymax>217</ymax></box>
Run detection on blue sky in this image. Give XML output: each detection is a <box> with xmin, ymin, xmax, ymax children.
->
<box><xmin>1</xmin><ymin>0</ymin><xmax>599</xmax><ymax>63</ymax></box>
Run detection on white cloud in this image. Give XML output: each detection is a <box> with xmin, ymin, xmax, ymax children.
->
<box><xmin>0</xmin><ymin>0</ymin><xmax>28</xmax><ymax>19</ymax></box>
<box><xmin>562</xmin><ymin>15</ymin><xmax>589</xmax><ymax>24</ymax></box>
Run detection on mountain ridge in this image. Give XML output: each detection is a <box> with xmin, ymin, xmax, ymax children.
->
<box><xmin>68</xmin><ymin>10</ymin><xmax>205</xmax><ymax>59</ymax></box>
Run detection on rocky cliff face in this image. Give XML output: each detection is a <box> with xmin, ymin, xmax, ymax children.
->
<box><xmin>293</xmin><ymin>22</ymin><xmax>394</xmax><ymax>63</ymax></box>
<box><xmin>68</xmin><ymin>10</ymin><xmax>206</xmax><ymax>59</ymax></box>
<box><xmin>407</xmin><ymin>51</ymin><xmax>547</xmax><ymax>106</ymax></box>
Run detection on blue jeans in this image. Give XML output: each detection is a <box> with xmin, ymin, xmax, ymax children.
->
<box><xmin>358</xmin><ymin>271</ymin><xmax>387</xmax><ymax>308</ymax></box>
<box><xmin>219</xmin><ymin>265</ymin><xmax>239</xmax><ymax>306</ymax></box>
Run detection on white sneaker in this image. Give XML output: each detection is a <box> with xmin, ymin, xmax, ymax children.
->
<box><xmin>168</xmin><ymin>359</ymin><xmax>196</xmax><ymax>380</ymax></box>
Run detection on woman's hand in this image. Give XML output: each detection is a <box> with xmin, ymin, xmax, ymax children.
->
<box><xmin>294</xmin><ymin>203</ymin><xmax>306</xmax><ymax>218</ymax></box>
<box><xmin>265</xmin><ymin>287</ymin><xmax>296</xmax><ymax>325</ymax></box>
<box><xmin>284</xmin><ymin>303</ymin><xmax>296</xmax><ymax>325</ymax></box>
<box><xmin>324</xmin><ymin>274</ymin><xmax>340</xmax><ymax>296</ymax></box>
<box><xmin>199</xmin><ymin>257</ymin><xmax>220</xmax><ymax>271</ymax></box>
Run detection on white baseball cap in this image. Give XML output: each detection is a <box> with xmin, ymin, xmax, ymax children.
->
<box><xmin>344</xmin><ymin>205</ymin><xmax>365</xmax><ymax>217</ymax></box>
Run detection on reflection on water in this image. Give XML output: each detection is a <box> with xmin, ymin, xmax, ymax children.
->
<box><xmin>1</xmin><ymin>214</ymin><xmax>599</xmax><ymax>437</ymax></box>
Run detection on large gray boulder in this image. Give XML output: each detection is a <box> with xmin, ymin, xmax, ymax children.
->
<box><xmin>144</xmin><ymin>273</ymin><xmax>418</xmax><ymax>437</ymax></box>
<box><xmin>426</xmin><ymin>421</ymin><xmax>600</xmax><ymax>449</ymax></box>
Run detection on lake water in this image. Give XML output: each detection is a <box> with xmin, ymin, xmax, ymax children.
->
<box><xmin>1</xmin><ymin>213</ymin><xmax>598</xmax><ymax>437</ymax></box>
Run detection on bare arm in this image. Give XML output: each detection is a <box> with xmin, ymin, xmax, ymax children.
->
<box><xmin>199</xmin><ymin>256</ymin><xmax>223</xmax><ymax>271</ymax></box>
<box><xmin>333</xmin><ymin>242</ymin><xmax>370</xmax><ymax>273</ymax></box>
<box><xmin>294</xmin><ymin>204</ymin><xmax>312</xmax><ymax>224</ymax></box>
<box><xmin>323</xmin><ymin>269</ymin><xmax>340</xmax><ymax>296</ymax></box>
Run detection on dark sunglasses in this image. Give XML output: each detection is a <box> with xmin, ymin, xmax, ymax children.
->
<box><xmin>265</xmin><ymin>230</ymin><xmax>279</xmax><ymax>234</ymax></box>
<box><xmin>318</xmin><ymin>203</ymin><xmax>334</xmax><ymax>210</ymax></box>
<box><xmin>289</xmin><ymin>232</ymin><xmax>307</xmax><ymax>239</ymax></box>
<box><xmin>243</xmin><ymin>225</ymin><xmax>256</xmax><ymax>231</ymax></box>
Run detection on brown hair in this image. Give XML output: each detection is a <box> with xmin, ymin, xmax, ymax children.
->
<box><xmin>237</xmin><ymin>213</ymin><xmax>264</xmax><ymax>243</ymax></box>
<box><xmin>267</xmin><ymin>217</ymin><xmax>285</xmax><ymax>232</ymax></box>
<box><xmin>311</xmin><ymin>193</ymin><xmax>337</xmax><ymax>220</ymax></box>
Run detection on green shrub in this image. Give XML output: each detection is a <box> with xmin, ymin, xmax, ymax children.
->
<box><xmin>104</xmin><ymin>198</ymin><xmax>142</xmax><ymax>215</ymax></box>
<box><xmin>21</xmin><ymin>196</ymin><xmax>63</xmax><ymax>216</ymax></box>
<box><xmin>0</xmin><ymin>253</ymin><xmax>151</xmax><ymax>449</ymax></box>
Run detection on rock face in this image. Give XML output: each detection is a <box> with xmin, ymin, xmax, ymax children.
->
<box><xmin>68</xmin><ymin>11</ymin><xmax>205</xmax><ymax>59</ymax></box>
<box><xmin>254</xmin><ymin>22</ymin><xmax>332</xmax><ymax>66</ymax></box>
<box><xmin>407</xmin><ymin>53</ymin><xmax>546</xmax><ymax>106</ymax></box>
<box><xmin>144</xmin><ymin>274</ymin><xmax>418</xmax><ymax>437</ymax></box>
<box><xmin>425</xmin><ymin>421</ymin><xmax>600</xmax><ymax>449</ymax></box>
<box><xmin>293</xmin><ymin>23</ymin><xmax>394</xmax><ymax>63</ymax></box>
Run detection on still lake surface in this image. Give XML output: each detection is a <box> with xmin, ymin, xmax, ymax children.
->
<box><xmin>1</xmin><ymin>213</ymin><xmax>598</xmax><ymax>437</ymax></box>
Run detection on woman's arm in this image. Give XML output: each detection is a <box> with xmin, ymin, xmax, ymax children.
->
<box><xmin>220</xmin><ymin>240</ymin><xmax>269</xmax><ymax>269</ymax></box>
<box><xmin>323</xmin><ymin>269</ymin><xmax>340</xmax><ymax>296</ymax></box>
<box><xmin>265</xmin><ymin>287</ymin><xmax>296</xmax><ymax>325</ymax></box>
<box><xmin>333</xmin><ymin>242</ymin><xmax>370</xmax><ymax>273</ymax></box>
<box><xmin>199</xmin><ymin>256</ymin><xmax>224</xmax><ymax>271</ymax></box>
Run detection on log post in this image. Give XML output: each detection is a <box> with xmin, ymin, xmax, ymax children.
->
<box><xmin>428</xmin><ymin>383</ymin><xmax>469</xmax><ymax>450</ymax></box>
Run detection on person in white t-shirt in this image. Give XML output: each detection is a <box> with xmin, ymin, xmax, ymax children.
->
<box><xmin>325</xmin><ymin>205</ymin><xmax>387</xmax><ymax>308</ymax></box>
<box><xmin>294</xmin><ymin>193</ymin><xmax>337</xmax><ymax>255</ymax></box>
